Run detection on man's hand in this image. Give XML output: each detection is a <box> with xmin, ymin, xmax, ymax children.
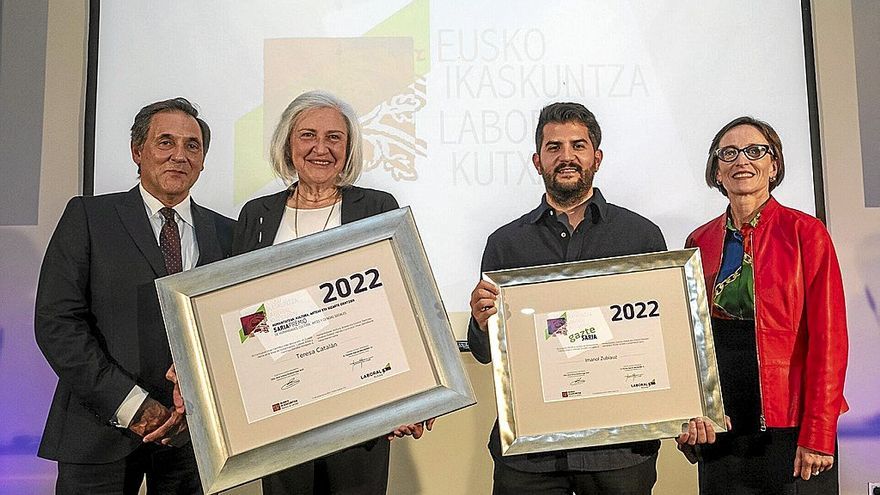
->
<box><xmin>387</xmin><ymin>418</ymin><xmax>436</xmax><ymax>441</ymax></box>
<box><xmin>674</xmin><ymin>416</ymin><xmax>730</xmax><ymax>464</ymax></box>
<box><xmin>129</xmin><ymin>397</ymin><xmax>171</xmax><ymax>438</ymax></box>
<box><xmin>142</xmin><ymin>407</ymin><xmax>189</xmax><ymax>447</ymax></box>
<box><xmin>129</xmin><ymin>396</ymin><xmax>189</xmax><ymax>447</ymax></box>
<box><xmin>793</xmin><ymin>446</ymin><xmax>833</xmax><ymax>481</ymax></box>
<box><xmin>470</xmin><ymin>280</ymin><xmax>499</xmax><ymax>331</ymax></box>
<box><xmin>676</xmin><ymin>416</ymin><xmax>725</xmax><ymax>446</ymax></box>
<box><xmin>134</xmin><ymin>364</ymin><xmax>189</xmax><ymax>447</ymax></box>
<box><xmin>167</xmin><ymin>364</ymin><xmax>185</xmax><ymax>414</ymax></box>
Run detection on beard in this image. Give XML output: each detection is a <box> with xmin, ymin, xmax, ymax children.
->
<box><xmin>541</xmin><ymin>162</ymin><xmax>595</xmax><ymax>208</ymax></box>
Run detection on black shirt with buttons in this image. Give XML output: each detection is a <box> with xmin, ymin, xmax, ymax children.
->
<box><xmin>467</xmin><ymin>187</ymin><xmax>668</xmax><ymax>473</ymax></box>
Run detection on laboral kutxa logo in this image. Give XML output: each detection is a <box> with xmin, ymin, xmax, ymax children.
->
<box><xmin>630</xmin><ymin>378</ymin><xmax>658</xmax><ymax>390</ymax></box>
<box><xmin>361</xmin><ymin>362</ymin><xmax>393</xmax><ymax>380</ymax></box>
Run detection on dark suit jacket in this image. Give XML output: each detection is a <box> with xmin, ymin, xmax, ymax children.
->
<box><xmin>34</xmin><ymin>187</ymin><xmax>234</xmax><ymax>463</ymax></box>
<box><xmin>232</xmin><ymin>184</ymin><xmax>398</xmax><ymax>255</ymax></box>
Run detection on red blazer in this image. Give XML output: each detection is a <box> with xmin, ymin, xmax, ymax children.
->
<box><xmin>686</xmin><ymin>197</ymin><xmax>848</xmax><ymax>455</ymax></box>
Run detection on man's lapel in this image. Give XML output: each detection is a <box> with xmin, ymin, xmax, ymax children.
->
<box><xmin>191</xmin><ymin>201</ymin><xmax>223</xmax><ymax>266</ymax></box>
<box><xmin>116</xmin><ymin>186</ymin><xmax>167</xmax><ymax>277</ymax></box>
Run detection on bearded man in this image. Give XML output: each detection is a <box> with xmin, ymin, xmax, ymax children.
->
<box><xmin>467</xmin><ymin>101</ymin><xmax>667</xmax><ymax>495</ymax></box>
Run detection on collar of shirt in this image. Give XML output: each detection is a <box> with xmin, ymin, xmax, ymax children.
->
<box><xmin>525</xmin><ymin>187</ymin><xmax>608</xmax><ymax>226</ymax></box>
<box><xmin>138</xmin><ymin>183</ymin><xmax>194</xmax><ymax>228</ymax></box>
<box><xmin>724</xmin><ymin>196</ymin><xmax>772</xmax><ymax>232</ymax></box>
<box><xmin>726</xmin><ymin>211</ymin><xmax>762</xmax><ymax>233</ymax></box>
<box><xmin>138</xmin><ymin>183</ymin><xmax>199</xmax><ymax>271</ymax></box>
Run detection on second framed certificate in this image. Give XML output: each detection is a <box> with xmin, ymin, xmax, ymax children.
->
<box><xmin>484</xmin><ymin>248</ymin><xmax>725</xmax><ymax>456</ymax></box>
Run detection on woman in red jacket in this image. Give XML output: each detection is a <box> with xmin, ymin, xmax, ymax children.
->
<box><xmin>679</xmin><ymin>116</ymin><xmax>848</xmax><ymax>494</ymax></box>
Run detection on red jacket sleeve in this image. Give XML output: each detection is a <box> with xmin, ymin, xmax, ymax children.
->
<box><xmin>796</xmin><ymin>220</ymin><xmax>848</xmax><ymax>455</ymax></box>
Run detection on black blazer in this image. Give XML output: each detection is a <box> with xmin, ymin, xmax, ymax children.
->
<box><xmin>34</xmin><ymin>187</ymin><xmax>234</xmax><ymax>463</ymax></box>
<box><xmin>232</xmin><ymin>184</ymin><xmax>399</xmax><ymax>255</ymax></box>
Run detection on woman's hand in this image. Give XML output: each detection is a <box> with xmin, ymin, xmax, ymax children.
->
<box><xmin>793</xmin><ymin>446</ymin><xmax>833</xmax><ymax>480</ymax></box>
<box><xmin>387</xmin><ymin>418</ymin><xmax>436</xmax><ymax>441</ymax></box>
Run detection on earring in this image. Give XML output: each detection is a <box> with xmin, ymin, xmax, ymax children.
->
<box><xmin>715</xmin><ymin>180</ymin><xmax>722</xmax><ymax>187</ymax></box>
<box><xmin>770</xmin><ymin>176</ymin><xmax>777</xmax><ymax>183</ymax></box>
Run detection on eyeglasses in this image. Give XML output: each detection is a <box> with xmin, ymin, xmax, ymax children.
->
<box><xmin>714</xmin><ymin>144</ymin><xmax>774</xmax><ymax>162</ymax></box>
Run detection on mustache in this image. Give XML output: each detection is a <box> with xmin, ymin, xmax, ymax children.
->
<box><xmin>553</xmin><ymin>163</ymin><xmax>583</xmax><ymax>174</ymax></box>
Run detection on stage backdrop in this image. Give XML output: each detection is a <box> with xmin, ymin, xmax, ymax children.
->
<box><xmin>91</xmin><ymin>0</ymin><xmax>819</xmax><ymax>320</ymax></box>
<box><xmin>17</xmin><ymin>1</ymin><xmax>880</xmax><ymax>495</ymax></box>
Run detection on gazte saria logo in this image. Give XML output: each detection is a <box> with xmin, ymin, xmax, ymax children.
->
<box><xmin>239</xmin><ymin>304</ymin><xmax>269</xmax><ymax>343</ymax></box>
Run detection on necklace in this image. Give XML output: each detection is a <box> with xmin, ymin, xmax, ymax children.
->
<box><xmin>293</xmin><ymin>186</ymin><xmax>338</xmax><ymax>239</ymax></box>
<box><xmin>295</xmin><ymin>185</ymin><xmax>339</xmax><ymax>206</ymax></box>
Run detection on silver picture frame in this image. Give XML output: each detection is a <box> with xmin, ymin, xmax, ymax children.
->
<box><xmin>484</xmin><ymin>248</ymin><xmax>725</xmax><ymax>456</ymax></box>
<box><xmin>156</xmin><ymin>207</ymin><xmax>475</xmax><ymax>493</ymax></box>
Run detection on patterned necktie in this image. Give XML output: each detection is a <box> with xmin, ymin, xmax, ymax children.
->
<box><xmin>159</xmin><ymin>207</ymin><xmax>183</xmax><ymax>275</ymax></box>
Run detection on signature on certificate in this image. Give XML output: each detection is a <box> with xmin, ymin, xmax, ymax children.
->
<box><xmin>281</xmin><ymin>377</ymin><xmax>301</xmax><ymax>390</ymax></box>
<box><xmin>569</xmin><ymin>377</ymin><xmax>586</xmax><ymax>386</ymax></box>
<box><xmin>350</xmin><ymin>357</ymin><xmax>372</xmax><ymax>370</ymax></box>
<box><xmin>624</xmin><ymin>373</ymin><xmax>644</xmax><ymax>382</ymax></box>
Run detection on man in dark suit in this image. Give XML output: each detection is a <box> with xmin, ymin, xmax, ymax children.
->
<box><xmin>35</xmin><ymin>97</ymin><xmax>234</xmax><ymax>494</ymax></box>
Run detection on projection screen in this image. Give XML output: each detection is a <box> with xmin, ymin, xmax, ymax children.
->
<box><xmin>90</xmin><ymin>0</ymin><xmax>820</xmax><ymax>318</ymax></box>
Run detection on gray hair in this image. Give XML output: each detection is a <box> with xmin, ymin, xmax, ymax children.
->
<box><xmin>131</xmin><ymin>97</ymin><xmax>210</xmax><ymax>154</ymax></box>
<box><xmin>269</xmin><ymin>90</ymin><xmax>363</xmax><ymax>187</ymax></box>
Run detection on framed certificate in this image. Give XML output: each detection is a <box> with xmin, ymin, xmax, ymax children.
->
<box><xmin>484</xmin><ymin>248</ymin><xmax>725</xmax><ymax>456</ymax></box>
<box><xmin>156</xmin><ymin>207</ymin><xmax>475</xmax><ymax>494</ymax></box>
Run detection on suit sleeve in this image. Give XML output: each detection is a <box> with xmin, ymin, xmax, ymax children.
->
<box><xmin>34</xmin><ymin>198</ymin><xmax>137</xmax><ymax>422</ymax></box>
<box><xmin>797</xmin><ymin>222</ymin><xmax>848</xmax><ymax>454</ymax></box>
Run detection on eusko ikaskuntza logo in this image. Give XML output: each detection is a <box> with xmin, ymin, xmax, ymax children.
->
<box><xmin>546</xmin><ymin>313</ymin><xmax>568</xmax><ymax>339</ymax></box>
<box><xmin>239</xmin><ymin>304</ymin><xmax>270</xmax><ymax>343</ymax></box>
<box><xmin>270</xmin><ymin>398</ymin><xmax>298</xmax><ymax>413</ymax></box>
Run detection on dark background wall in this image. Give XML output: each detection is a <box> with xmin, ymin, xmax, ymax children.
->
<box><xmin>0</xmin><ymin>0</ymin><xmax>48</xmax><ymax>225</ymax></box>
<box><xmin>852</xmin><ymin>0</ymin><xmax>879</xmax><ymax>207</ymax></box>
<box><xmin>0</xmin><ymin>1</ymin><xmax>73</xmax><ymax>493</ymax></box>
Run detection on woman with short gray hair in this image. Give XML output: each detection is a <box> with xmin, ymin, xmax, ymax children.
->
<box><xmin>233</xmin><ymin>90</ymin><xmax>431</xmax><ymax>494</ymax></box>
